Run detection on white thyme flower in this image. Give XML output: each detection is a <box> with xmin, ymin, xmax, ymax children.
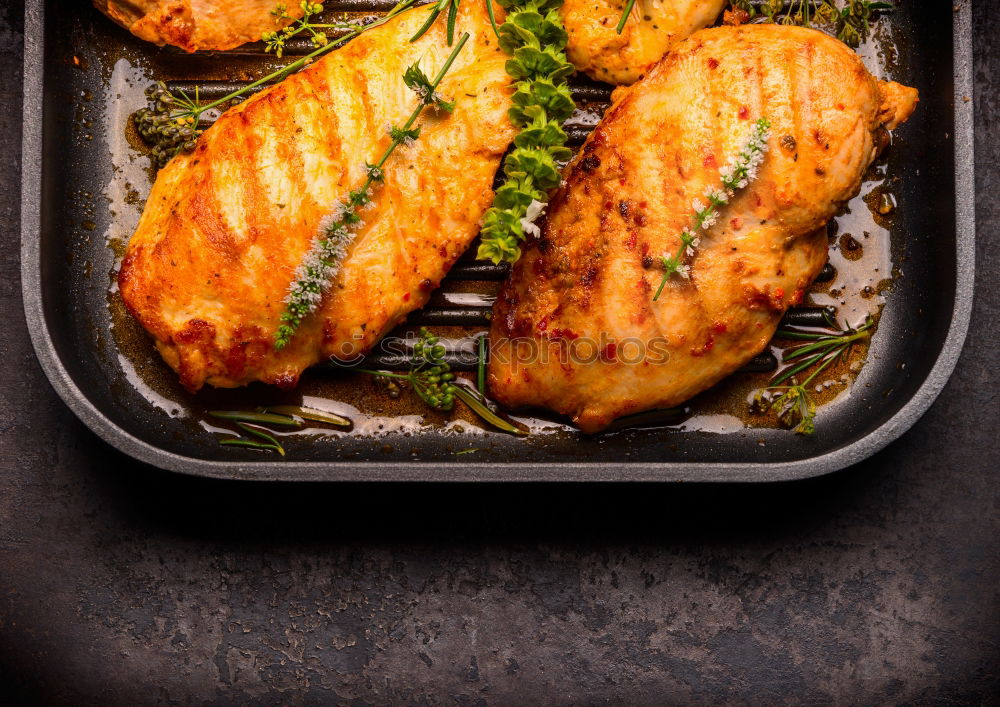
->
<box><xmin>331</xmin><ymin>200</ymin><xmax>352</xmax><ymax>220</ymax></box>
<box><xmin>317</xmin><ymin>213</ymin><xmax>337</xmax><ymax>235</ymax></box>
<box><xmin>519</xmin><ymin>199</ymin><xmax>547</xmax><ymax>238</ymax></box>
<box><xmin>651</xmin><ymin>118</ymin><xmax>771</xmax><ymax>302</ymax></box>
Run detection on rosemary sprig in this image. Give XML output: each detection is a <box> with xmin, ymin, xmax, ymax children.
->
<box><xmin>653</xmin><ymin>118</ymin><xmax>770</xmax><ymax>302</ymax></box>
<box><xmin>452</xmin><ymin>384</ymin><xmax>525</xmax><ymax>435</ymax></box>
<box><xmin>134</xmin><ymin>0</ymin><xmax>422</xmax><ymax>167</ymax></box>
<box><xmin>236</xmin><ymin>422</ymin><xmax>287</xmax><ymax>456</ymax></box>
<box><xmin>265</xmin><ymin>405</ymin><xmax>351</xmax><ymax>426</ymax></box>
<box><xmin>274</xmin><ymin>34</ymin><xmax>469</xmax><ymax>349</ymax></box>
<box><xmin>476</xmin><ymin>0</ymin><xmax>576</xmax><ymax>265</ymax></box>
<box><xmin>220</xmin><ymin>437</ymin><xmax>286</xmax><ymax>454</ymax></box>
<box><xmin>728</xmin><ymin>1</ymin><xmax>893</xmax><ymax>47</ymax></box>
<box><xmin>262</xmin><ymin>2</ymin><xmax>357</xmax><ymax>57</ymax></box>
<box><xmin>755</xmin><ymin>315</ymin><xmax>874</xmax><ymax>434</ymax></box>
<box><xmin>213</xmin><ymin>412</ymin><xmax>298</xmax><ymax>455</ymax></box>
<box><xmin>211</xmin><ymin>405</ymin><xmax>353</xmax><ymax>454</ymax></box>
<box><xmin>209</xmin><ymin>410</ymin><xmax>303</xmax><ymax>427</ymax></box>
<box><xmin>410</xmin><ymin>0</ymin><xmax>461</xmax><ymax>44</ymax></box>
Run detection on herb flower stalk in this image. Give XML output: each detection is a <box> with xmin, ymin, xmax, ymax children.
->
<box><xmin>274</xmin><ymin>34</ymin><xmax>470</xmax><ymax>349</ymax></box>
<box><xmin>653</xmin><ymin>117</ymin><xmax>771</xmax><ymax>301</ymax></box>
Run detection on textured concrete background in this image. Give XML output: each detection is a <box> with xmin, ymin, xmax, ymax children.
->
<box><xmin>1</xmin><ymin>1</ymin><xmax>998</xmax><ymax>705</ymax></box>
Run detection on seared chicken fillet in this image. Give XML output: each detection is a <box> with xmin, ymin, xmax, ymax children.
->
<box><xmin>119</xmin><ymin>2</ymin><xmax>515</xmax><ymax>391</ymax></box>
<box><xmin>95</xmin><ymin>0</ymin><xmax>723</xmax><ymax>81</ymax></box>
<box><xmin>93</xmin><ymin>0</ymin><xmax>302</xmax><ymax>52</ymax></box>
<box><xmin>488</xmin><ymin>24</ymin><xmax>918</xmax><ymax>433</ymax></box>
<box><xmin>563</xmin><ymin>0</ymin><xmax>726</xmax><ymax>84</ymax></box>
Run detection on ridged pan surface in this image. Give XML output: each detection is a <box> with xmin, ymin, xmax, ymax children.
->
<box><xmin>20</xmin><ymin>0</ymin><xmax>975</xmax><ymax>481</ymax></box>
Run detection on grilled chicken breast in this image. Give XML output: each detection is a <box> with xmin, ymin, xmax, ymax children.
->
<box><xmin>488</xmin><ymin>24</ymin><xmax>918</xmax><ymax>433</ymax></box>
<box><xmin>119</xmin><ymin>2</ymin><xmax>514</xmax><ymax>391</ymax></box>
<box><xmin>95</xmin><ymin>0</ymin><xmax>722</xmax><ymax>81</ymax></box>
<box><xmin>93</xmin><ymin>0</ymin><xmax>301</xmax><ymax>52</ymax></box>
<box><xmin>563</xmin><ymin>0</ymin><xmax>726</xmax><ymax>84</ymax></box>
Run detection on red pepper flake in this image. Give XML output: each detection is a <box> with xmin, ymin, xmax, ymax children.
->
<box><xmin>690</xmin><ymin>333</ymin><xmax>715</xmax><ymax>357</ymax></box>
<box><xmin>707</xmin><ymin>57</ymin><xmax>719</xmax><ymax>70</ymax></box>
<box><xmin>403</xmin><ymin>292</ymin><xmax>410</xmax><ymax>301</ymax></box>
<box><xmin>712</xmin><ymin>321</ymin><xmax>728</xmax><ymax>334</ymax></box>
<box><xmin>703</xmin><ymin>154</ymin><xmax>717</xmax><ymax>168</ymax></box>
<box><xmin>730</xmin><ymin>217</ymin><xmax>742</xmax><ymax>230</ymax></box>
<box><xmin>602</xmin><ymin>342</ymin><xmax>617</xmax><ymax>361</ymax></box>
<box><xmin>739</xmin><ymin>106</ymin><xmax>749</xmax><ymax>119</ymax></box>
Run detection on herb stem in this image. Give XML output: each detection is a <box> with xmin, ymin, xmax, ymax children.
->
<box><xmin>477</xmin><ymin>334</ymin><xmax>486</xmax><ymax>394</ymax></box>
<box><xmin>616</xmin><ymin>0</ymin><xmax>636</xmax><ymax>34</ymax></box>
<box><xmin>274</xmin><ymin>34</ymin><xmax>469</xmax><ymax>347</ymax></box>
<box><xmin>378</xmin><ymin>31</ymin><xmax>470</xmax><ymax>172</ymax></box>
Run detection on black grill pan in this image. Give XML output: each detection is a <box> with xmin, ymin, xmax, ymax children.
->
<box><xmin>20</xmin><ymin>0</ymin><xmax>975</xmax><ymax>481</ymax></box>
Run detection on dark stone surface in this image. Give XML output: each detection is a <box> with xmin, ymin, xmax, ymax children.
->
<box><xmin>1</xmin><ymin>2</ymin><xmax>997</xmax><ymax>704</ymax></box>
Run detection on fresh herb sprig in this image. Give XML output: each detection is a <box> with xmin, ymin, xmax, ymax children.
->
<box><xmin>210</xmin><ymin>406</ymin><xmax>351</xmax><ymax>454</ymax></box>
<box><xmin>353</xmin><ymin>328</ymin><xmax>524</xmax><ymax>434</ymax></box>
<box><xmin>728</xmin><ymin>1</ymin><xmax>893</xmax><ymax>47</ymax></box>
<box><xmin>134</xmin><ymin>83</ymin><xmax>205</xmax><ymax>168</ymax></box>
<box><xmin>653</xmin><ymin>117</ymin><xmax>770</xmax><ymax>301</ymax></box>
<box><xmin>262</xmin><ymin>1</ymin><xmax>356</xmax><ymax>57</ymax></box>
<box><xmin>754</xmin><ymin>314</ymin><xmax>874</xmax><ymax>434</ymax></box>
<box><xmin>357</xmin><ymin>328</ymin><xmax>460</xmax><ymax>410</ymax></box>
<box><xmin>410</xmin><ymin>0</ymin><xmax>462</xmax><ymax>44</ymax></box>
<box><xmin>134</xmin><ymin>0</ymin><xmax>422</xmax><ymax>167</ymax></box>
<box><xmin>274</xmin><ymin>34</ymin><xmax>469</xmax><ymax>349</ymax></box>
<box><xmin>476</xmin><ymin>0</ymin><xmax>576</xmax><ymax>265</ymax></box>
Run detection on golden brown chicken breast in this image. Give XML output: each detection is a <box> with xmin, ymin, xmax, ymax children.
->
<box><xmin>93</xmin><ymin>0</ymin><xmax>301</xmax><ymax>52</ymax></box>
<box><xmin>119</xmin><ymin>2</ymin><xmax>514</xmax><ymax>391</ymax></box>
<box><xmin>562</xmin><ymin>0</ymin><xmax>727</xmax><ymax>84</ymax></box>
<box><xmin>488</xmin><ymin>24</ymin><xmax>918</xmax><ymax>433</ymax></box>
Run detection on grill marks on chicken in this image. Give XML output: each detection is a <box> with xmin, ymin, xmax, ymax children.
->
<box><xmin>562</xmin><ymin>0</ymin><xmax>727</xmax><ymax>84</ymax></box>
<box><xmin>93</xmin><ymin>0</ymin><xmax>302</xmax><ymax>52</ymax></box>
<box><xmin>119</xmin><ymin>2</ymin><xmax>514</xmax><ymax>391</ymax></box>
<box><xmin>488</xmin><ymin>25</ymin><xmax>918</xmax><ymax>433</ymax></box>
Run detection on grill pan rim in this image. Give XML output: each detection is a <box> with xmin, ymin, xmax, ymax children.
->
<box><xmin>20</xmin><ymin>0</ymin><xmax>976</xmax><ymax>482</ymax></box>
